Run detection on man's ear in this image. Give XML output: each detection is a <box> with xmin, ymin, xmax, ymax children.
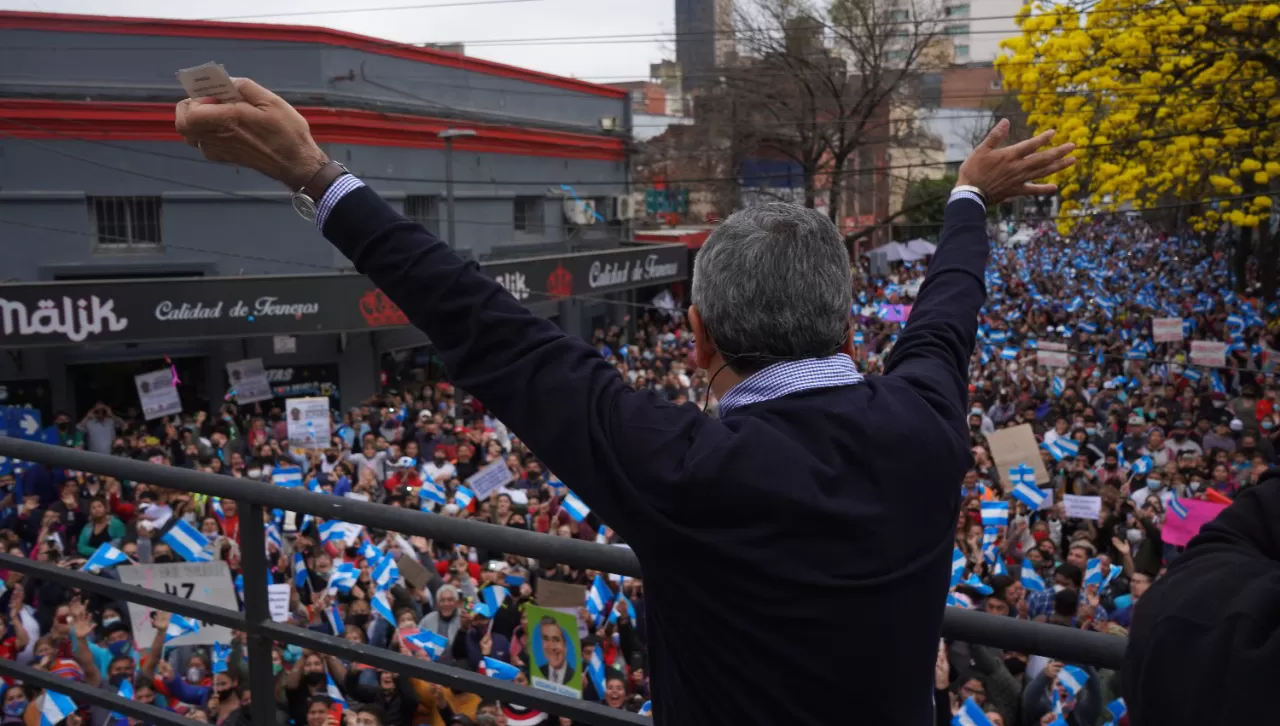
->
<box><xmin>688</xmin><ymin>305</ymin><xmax>715</xmax><ymax>371</ymax></box>
<box><xmin>841</xmin><ymin>326</ymin><xmax>857</xmax><ymax>360</ymax></box>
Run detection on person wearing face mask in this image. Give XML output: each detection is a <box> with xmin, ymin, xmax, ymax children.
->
<box><xmin>342</xmin><ymin>670</ymin><xmax>418</xmax><ymax>726</ymax></box>
<box><xmin>1166</xmin><ymin>422</ymin><xmax>1203</xmax><ymax>457</ymax></box>
<box><xmin>285</xmin><ymin>652</ymin><xmax>334</xmax><ymax>726</ymax></box>
<box><xmin>0</xmin><ymin>685</ymin><xmax>30</xmax><ymax>726</ymax></box>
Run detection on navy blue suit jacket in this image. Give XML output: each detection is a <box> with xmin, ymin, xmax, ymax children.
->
<box><xmin>324</xmin><ymin>189</ymin><xmax>987</xmax><ymax>725</ymax></box>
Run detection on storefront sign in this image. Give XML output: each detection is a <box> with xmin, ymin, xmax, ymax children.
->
<box><xmin>0</xmin><ymin>244</ymin><xmax>687</xmax><ymax>348</ymax></box>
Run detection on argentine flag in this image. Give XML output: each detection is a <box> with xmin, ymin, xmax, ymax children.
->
<box><xmin>1105</xmin><ymin>698</ymin><xmax>1127</xmax><ymax>722</ymax></box>
<box><xmin>328</xmin><ymin>562</ymin><xmax>359</xmax><ymax>594</ymax></box>
<box><xmin>265</xmin><ymin>523</ymin><xmax>283</xmax><ymax>553</ymax></box>
<box><xmin>372</xmin><ymin>553</ymin><xmax>400</xmax><ymax>591</ymax></box>
<box><xmin>405</xmin><ymin>630</ymin><xmax>449</xmax><ymax>661</ymax></box>
<box><xmin>293</xmin><ymin>552</ymin><xmax>310</xmax><ymax>590</ymax></box>
<box><xmin>359</xmin><ymin>539</ymin><xmax>382</xmax><ymax>562</ymax></box>
<box><xmin>1012</xmin><ymin>479</ymin><xmax>1047</xmax><ymax>510</ymax></box>
<box><xmin>166</xmin><ymin>614</ymin><xmax>202</xmax><ymax>642</ymax></box>
<box><xmin>82</xmin><ymin>543</ymin><xmax>129</xmax><ymax>574</ymax></box>
<box><xmin>951</xmin><ymin>697</ymin><xmax>994</xmax><ymax>726</ymax></box>
<box><xmin>951</xmin><ymin>547</ymin><xmax>966</xmax><ymax>587</ymax></box>
<box><xmin>587</xmin><ymin>648</ymin><xmax>606</xmax><ymax>700</ymax></box>
<box><xmin>962</xmin><ymin>574</ymin><xmax>992</xmax><ymax>596</ymax></box>
<box><xmin>1057</xmin><ymin>664</ymin><xmax>1089</xmax><ymax>697</ymax></box>
<box><xmin>638</xmin><ymin>701</ymin><xmax>652</xmax><ymax>717</ymax></box>
<box><xmin>1020</xmin><ymin>559</ymin><xmax>1046</xmax><ymax>592</ymax></box>
<box><xmin>1131</xmin><ymin>455</ymin><xmax>1154</xmax><ymax>476</ymax></box>
<box><xmin>561</xmin><ymin>491</ymin><xmax>591</xmax><ymax>522</ymax></box>
<box><xmin>372</xmin><ymin>590</ymin><xmax>395</xmax><ymax>623</ymax></box>
<box><xmin>212</xmin><ymin>642</ymin><xmax>231</xmax><ymax>674</ymax></box>
<box><xmin>319</xmin><ymin>520</ymin><xmax>360</xmax><ymax>546</ymax></box>
<box><xmin>454</xmin><ymin>485</ymin><xmax>476</xmax><ymax>511</ymax></box>
<box><xmin>482</xmin><ymin>585</ymin><xmax>508</xmax><ymax>614</ymax></box>
<box><xmin>325</xmin><ymin>672</ymin><xmax>345</xmax><ymax>703</ymax></box>
<box><xmin>1169</xmin><ymin>493</ymin><xmax>1188</xmax><ymax>519</ymax></box>
<box><xmin>946</xmin><ymin>592</ymin><xmax>973</xmax><ymax>609</ymax></box>
<box><xmin>586</xmin><ymin>575</ymin><xmax>612</xmax><ymax>624</ymax></box>
<box><xmin>162</xmin><ymin>519</ymin><xmax>214</xmax><ymax>562</ymax></box>
<box><xmin>418</xmin><ymin>479</ymin><xmax>448</xmax><ymax>507</ymax></box>
<box><xmin>272</xmin><ymin>466</ymin><xmax>303</xmax><ymax>488</ymax></box>
<box><xmin>480</xmin><ymin>657</ymin><xmax>520</xmax><ymax>681</ymax></box>
<box><xmin>38</xmin><ymin>691</ymin><xmax>76</xmax><ymax>726</ymax></box>
<box><xmin>979</xmin><ymin>501</ymin><xmax>1008</xmax><ymax>527</ymax></box>
<box><xmin>111</xmin><ymin>678</ymin><xmax>135</xmax><ymax>723</ymax></box>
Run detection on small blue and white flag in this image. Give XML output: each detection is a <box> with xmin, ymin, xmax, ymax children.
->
<box><xmin>372</xmin><ymin>553</ymin><xmax>400</xmax><ymax>591</ymax></box>
<box><xmin>272</xmin><ymin>466</ymin><xmax>303</xmax><ymax>488</ymax></box>
<box><xmin>951</xmin><ymin>697</ymin><xmax>994</xmax><ymax>726</ymax></box>
<box><xmin>166</xmin><ymin>614</ymin><xmax>202</xmax><ymax>642</ymax></box>
<box><xmin>418</xmin><ymin>479</ymin><xmax>448</xmax><ymax>507</ymax></box>
<box><xmin>38</xmin><ymin>691</ymin><xmax>76</xmax><ymax>726</ymax></box>
<box><xmin>1057</xmin><ymin>664</ymin><xmax>1089</xmax><ymax>697</ymax></box>
<box><xmin>1183</xmin><ymin>367</ymin><xmax>1202</xmax><ymax>383</ymax></box>
<box><xmin>951</xmin><ymin>547</ymin><xmax>966</xmax><ymax>587</ymax></box>
<box><xmin>638</xmin><ymin>701</ymin><xmax>652</xmax><ymax>717</ymax></box>
<box><xmin>1000</xmin><ymin>347</ymin><xmax>1019</xmax><ymax>361</ymax></box>
<box><xmin>111</xmin><ymin>678</ymin><xmax>135</xmax><ymax>722</ymax></box>
<box><xmin>319</xmin><ymin>520</ymin><xmax>361</xmax><ymax>546</ymax></box>
<box><xmin>454</xmin><ymin>485</ymin><xmax>475</xmax><ymax>511</ymax></box>
<box><xmin>162</xmin><ymin>519</ymin><xmax>214</xmax><ymax>563</ymax></box>
<box><xmin>328</xmin><ymin>563</ymin><xmax>359</xmax><ymax>594</ymax></box>
<box><xmin>359</xmin><ymin>539</ymin><xmax>382</xmax><ymax>562</ymax></box>
<box><xmin>586</xmin><ymin>574</ymin><xmax>612</xmax><ymax>623</ymax></box>
<box><xmin>326</xmin><ymin>672</ymin><xmax>345</xmax><ymax>703</ymax></box>
<box><xmin>1021</xmin><ymin>559</ymin><xmax>1045</xmax><ymax>592</ymax></box>
<box><xmin>293</xmin><ymin>552</ymin><xmax>310</xmax><ymax>590</ymax></box>
<box><xmin>480</xmin><ymin>657</ymin><xmax>520</xmax><ymax>681</ymax></box>
<box><xmin>1131</xmin><ymin>455</ymin><xmax>1153</xmax><ymax>476</ymax></box>
<box><xmin>587</xmin><ymin>648</ymin><xmax>606</xmax><ymax>700</ymax></box>
<box><xmin>1010</xmin><ymin>466</ymin><xmax>1046</xmax><ymax>510</ymax></box>
<box><xmin>327</xmin><ymin>602</ymin><xmax>345</xmax><ymax>636</ymax></box>
<box><xmin>265</xmin><ymin>522</ymin><xmax>283</xmax><ymax>553</ymax></box>
<box><xmin>82</xmin><ymin>543</ymin><xmax>129</xmax><ymax>573</ymax></box>
<box><xmin>212</xmin><ymin>642</ymin><xmax>231</xmax><ymax>674</ymax></box>
<box><xmin>596</xmin><ymin>525</ymin><xmax>609</xmax><ymax>544</ymax></box>
<box><xmin>482</xmin><ymin>585</ymin><xmax>509</xmax><ymax>614</ymax></box>
<box><xmin>980</xmin><ymin>501</ymin><xmax>1009</xmax><ymax>527</ymax></box>
<box><xmin>946</xmin><ymin>592</ymin><xmax>973</xmax><ymax>609</ymax></box>
<box><xmin>608</xmin><ymin>593</ymin><xmax>636</xmax><ymax>624</ymax></box>
<box><xmin>1169</xmin><ymin>493</ymin><xmax>1188</xmax><ymax>519</ymax></box>
<box><xmin>405</xmin><ymin>630</ymin><xmax>449</xmax><ymax>660</ymax></box>
<box><xmin>1105</xmin><ymin>698</ymin><xmax>1127</xmax><ymax>722</ymax></box>
<box><xmin>372</xmin><ymin>590</ymin><xmax>395</xmax><ymax>623</ymax></box>
<box><xmin>1085</xmin><ymin>557</ymin><xmax>1104</xmax><ymax>586</ymax></box>
<box><xmin>981</xmin><ymin>527</ymin><xmax>999</xmax><ymax>565</ymax></box>
<box><xmin>962</xmin><ymin>574</ymin><xmax>993</xmax><ymax>596</ymax></box>
<box><xmin>1053</xmin><ymin>438</ymin><xmax>1080</xmax><ymax>460</ymax></box>
<box><xmin>561</xmin><ymin>491</ymin><xmax>591</xmax><ymax>522</ymax></box>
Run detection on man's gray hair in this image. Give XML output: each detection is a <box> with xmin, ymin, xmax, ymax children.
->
<box><xmin>691</xmin><ymin>203</ymin><xmax>852</xmax><ymax>373</ymax></box>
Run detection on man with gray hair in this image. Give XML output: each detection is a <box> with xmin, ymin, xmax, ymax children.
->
<box><xmin>178</xmin><ymin>81</ymin><xmax>1074</xmax><ymax>726</ymax></box>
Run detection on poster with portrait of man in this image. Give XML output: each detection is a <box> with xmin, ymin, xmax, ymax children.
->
<box><xmin>526</xmin><ymin>604</ymin><xmax>582</xmax><ymax>698</ymax></box>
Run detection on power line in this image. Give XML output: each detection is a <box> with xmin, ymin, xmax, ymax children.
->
<box><xmin>4</xmin><ymin>114</ymin><xmax>1275</xmax><ymax>192</ymax></box>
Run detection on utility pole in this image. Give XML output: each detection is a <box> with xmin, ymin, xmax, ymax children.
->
<box><xmin>437</xmin><ymin>128</ymin><xmax>477</xmax><ymax>245</ymax></box>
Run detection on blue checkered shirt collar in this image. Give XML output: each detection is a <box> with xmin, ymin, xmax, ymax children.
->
<box><xmin>717</xmin><ymin>354</ymin><xmax>865</xmax><ymax>417</ymax></box>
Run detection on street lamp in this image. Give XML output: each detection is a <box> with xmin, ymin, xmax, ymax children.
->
<box><xmin>437</xmin><ymin>128</ymin><xmax>477</xmax><ymax>246</ymax></box>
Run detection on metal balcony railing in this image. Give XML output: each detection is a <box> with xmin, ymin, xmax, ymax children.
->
<box><xmin>0</xmin><ymin>438</ymin><xmax>1127</xmax><ymax>725</ymax></box>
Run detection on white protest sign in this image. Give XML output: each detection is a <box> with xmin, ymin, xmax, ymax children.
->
<box><xmin>134</xmin><ymin>368</ymin><xmax>182</xmax><ymax>421</ymax></box>
<box><xmin>1152</xmin><ymin>317</ymin><xmax>1184</xmax><ymax>343</ymax></box>
<box><xmin>1036</xmin><ymin>341</ymin><xmax>1069</xmax><ymax>368</ymax></box>
<box><xmin>117</xmin><ymin>562</ymin><xmax>238</xmax><ymax>647</ymax></box>
<box><xmin>226</xmin><ymin>358</ymin><xmax>273</xmax><ymax>404</ymax></box>
<box><xmin>468</xmin><ymin>460</ymin><xmax>514</xmax><ymax>501</ymax></box>
<box><xmin>1189</xmin><ymin>340</ymin><xmax>1226</xmax><ymax>368</ymax></box>
<box><xmin>268</xmin><ymin>583</ymin><xmax>292</xmax><ymax>623</ymax></box>
<box><xmin>286</xmin><ymin>397</ymin><xmax>332</xmax><ymax>449</ymax></box>
<box><xmin>1062</xmin><ymin>494</ymin><xmax>1102</xmax><ymax>520</ymax></box>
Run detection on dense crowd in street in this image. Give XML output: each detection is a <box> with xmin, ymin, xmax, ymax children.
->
<box><xmin>0</xmin><ymin>214</ymin><xmax>1274</xmax><ymax>726</ymax></box>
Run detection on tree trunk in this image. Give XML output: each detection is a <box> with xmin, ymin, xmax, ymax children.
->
<box><xmin>1235</xmin><ymin>225</ymin><xmax>1252</xmax><ymax>294</ymax></box>
<box><xmin>827</xmin><ymin>156</ymin><xmax>845</xmax><ymax>225</ymax></box>
<box><xmin>1260</xmin><ymin>221</ymin><xmax>1277</xmax><ymax>303</ymax></box>
<box><xmin>804</xmin><ymin>167</ymin><xmax>817</xmax><ymax>208</ymax></box>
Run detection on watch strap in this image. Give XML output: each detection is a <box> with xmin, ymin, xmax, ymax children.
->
<box><xmin>299</xmin><ymin>161</ymin><xmax>349</xmax><ymax>203</ymax></box>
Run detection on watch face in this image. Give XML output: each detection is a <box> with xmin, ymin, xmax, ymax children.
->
<box><xmin>292</xmin><ymin>193</ymin><xmax>318</xmax><ymax>222</ymax></box>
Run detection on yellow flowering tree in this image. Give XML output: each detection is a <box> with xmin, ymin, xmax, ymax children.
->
<box><xmin>997</xmin><ymin>0</ymin><xmax>1280</xmax><ymax>242</ymax></box>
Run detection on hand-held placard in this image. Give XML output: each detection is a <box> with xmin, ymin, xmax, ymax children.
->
<box><xmin>176</xmin><ymin>62</ymin><xmax>243</xmax><ymax>103</ymax></box>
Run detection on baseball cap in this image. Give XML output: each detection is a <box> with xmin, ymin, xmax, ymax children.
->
<box><xmin>395</xmin><ymin>456</ymin><xmax>417</xmax><ymax>469</ymax></box>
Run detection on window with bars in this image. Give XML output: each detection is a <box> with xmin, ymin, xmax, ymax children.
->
<box><xmin>89</xmin><ymin>197</ymin><xmax>162</xmax><ymax>249</ymax></box>
<box><xmin>514</xmin><ymin>196</ymin><xmax>545</xmax><ymax>234</ymax></box>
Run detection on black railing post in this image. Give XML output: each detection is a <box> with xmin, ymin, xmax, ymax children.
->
<box><xmin>239</xmin><ymin>501</ymin><xmax>281</xmax><ymax>726</ymax></box>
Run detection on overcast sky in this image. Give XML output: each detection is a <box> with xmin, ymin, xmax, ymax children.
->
<box><xmin>0</xmin><ymin>0</ymin><xmax>674</xmax><ymax>83</ymax></box>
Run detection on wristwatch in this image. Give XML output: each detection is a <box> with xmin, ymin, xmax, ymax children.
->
<box><xmin>291</xmin><ymin>160</ymin><xmax>350</xmax><ymax>222</ymax></box>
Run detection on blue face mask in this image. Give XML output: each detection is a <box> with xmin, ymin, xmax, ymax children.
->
<box><xmin>4</xmin><ymin>701</ymin><xmax>26</xmax><ymax>717</ymax></box>
<box><xmin>1147</xmin><ymin>479</ymin><xmax>1163</xmax><ymax>490</ymax></box>
<box><xmin>1086</xmin><ymin>427</ymin><xmax>1097</xmax><ymax>435</ymax></box>
<box><xmin>1264</xmin><ymin>422</ymin><xmax>1274</xmax><ymax>431</ymax></box>
<box><xmin>108</xmin><ymin>640</ymin><xmax>133</xmax><ymax>657</ymax></box>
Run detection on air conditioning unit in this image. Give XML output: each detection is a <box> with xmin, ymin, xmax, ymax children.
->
<box><xmin>606</xmin><ymin>195</ymin><xmax>637</xmax><ymax>221</ymax></box>
<box><xmin>563</xmin><ymin>198</ymin><xmax>599</xmax><ymax>226</ymax></box>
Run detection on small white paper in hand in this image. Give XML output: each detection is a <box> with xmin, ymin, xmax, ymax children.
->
<box><xmin>176</xmin><ymin>62</ymin><xmax>243</xmax><ymax>103</ymax></box>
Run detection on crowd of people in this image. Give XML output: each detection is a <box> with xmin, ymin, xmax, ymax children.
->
<box><xmin>0</xmin><ymin>213</ymin><xmax>1274</xmax><ymax>726</ymax></box>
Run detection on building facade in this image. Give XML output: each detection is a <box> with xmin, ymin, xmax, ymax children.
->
<box><xmin>0</xmin><ymin>11</ymin><xmax>688</xmax><ymax>418</ymax></box>
<box><xmin>674</xmin><ymin>0</ymin><xmax>734</xmax><ymax>95</ymax></box>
